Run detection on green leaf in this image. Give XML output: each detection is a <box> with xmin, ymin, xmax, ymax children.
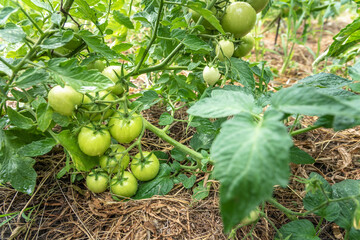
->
<box><xmin>0</xmin><ymin>7</ymin><xmax>17</xmax><ymax>25</ymax></box>
<box><xmin>303</xmin><ymin>173</ymin><xmax>340</xmax><ymax>222</ymax></box>
<box><xmin>7</xmin><ymin>108</ymin><xmax>34</xmax><ymax>129</ymax></box>
<box><xmin>298</xmin><ymin>73</ymin><xmax>352</xmax><ymax>88</ymax></box>
<box><xmin>0</xmin><ymin>23</ymin><xmax>26</xmax><ymax>43</ymax></box>
<box><xmin>271</xmin><ymin>86</ymin><xmax>360</xmax><ymax>119</ymax></box>
<box><xmin>113</xmin><ymin>10</ymin><xmax>134</xmax><ymax>29</ymax></box>
<box><xmin>187</xmin><ymin>89</ymin><xmax>260</xmax><ymax>118</ymax></box>
<box><xmin>275</xmin><ymin>220</ymin><xmax>320</xmax><ymax>240</ymax></box>
<box><xmin>0</xmin><ymin>57</ymin><xmax>14</xmax><ymax>76</ymax></box>
<box><xmin>51</xmin><ymin>12</ymin><xmax>62</xmax><ymax>26</ymax></box>
<box><xmin>229</xmin><ymin>58</ymin><xmax>256</xmax><ymax>90</ymax></box>
<box><xmin>74</xmin><ymin>0</ymin><xmax>98</xmax><ymax>23</ymax></box>
<box><xmin>39</xmin><ymin>30</ymin><xmax>74</xmax><ymax>49</ymax></box>
<box><xmin>158</xmin><ymin>112</ymin><xmax>174</xmax><ymax>126</ymax></box>
<box><xmin>22</xmin><ymin>0</ymin><xmax>52</xmax><ymax>12</ymax></box>
<box><xmin>349</xmin><ymin>62</ymin><xmax>360</xmax><ymax>81</ymax></box>
<box><xmin>349</xmin><ymin>228</ymin><xmax>360</xmax><ymax>240</ymax></box>
<box><xmin>130</xmin><ymin>90</ymin><xmax>160</xmax><ymax>111</ymax></box>
<box><xmin>14</xmin><ymin>68</ymin><xmax>49</xmax><ymax>88</ymax></box>
<box><xmin>328</xmin><ymin>17</ymin><xmax>360</xmax><ymax>57</ymax></box>
<box><xmin>171</xmin><ymin>148</ymin><xmax>186</xmax><ymax>161</ymax></box>
<box><xmin>0</xmin><ymin>147</ymin><xmax>36</xmax><ymax>194</ymax></box>
<box><xmin>18</xmin><ymin>138</ymin><xmax>56</xmax><ymax>157</ymax></box>
<box><xmin>187</xmin><ymin>2</ymin><xmax>225</xmax><ymax>35</ymax></box>
<box><xmin>176</xmin><ymin>174</ymin><xmax>196</xmax><ymax>189</ymax></box>
<box><xmin>332</xmin><ymin>180</ymin><xmax>360</xmax><ymax>230</ymax></box>
<box><xmin>289</xmin><ymin>146</ymin><xmax>315</xmax><ymax>164</ymax></box>
<box><xmin>36</xmin><ymin>103</ymin><xmax>53</xmax><ymax>132</ymax></box>
<box><xmin>192</xmin><ymin>180</ymin><xmax>211</xmax><ymax>201</ymax></box>
<box><xmin>78</xmin><ymin>30</ymin><xmax>119</xmax><ymax>59</ymax></box>
<box><xmin>133</xmin><ymin>164</ymin><xmax>174</xmax><ymax>199</ymax></box>
<box><xmin>54</xmin><ymin>130</ymin><xmax>98</xmax><ymax>171</ymax></box>
<box><xmin>182</xmin><ymin>35</ymin><xmax>212</xmax><ymax>53</ymax></box>
<box><xmin>47</xmin><ymin>58</ymin><xmax>114</xmax><ymax>93</ymax></box>
<box><xmin>211</xmin><ymin>111</ymin><xmax>292</xmax><ymax>232</ymax></box>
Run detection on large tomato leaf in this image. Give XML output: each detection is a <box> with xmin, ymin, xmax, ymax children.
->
<box><xmin>211</xmin><ymin>111</ymin><xmax>292</xmax><ymax>232</ymax></box>
<box><xmin>187</xmin><ymin>89</ymin><xmax>260</xmax><ymax>118</ymax></box>
<box><xmin>7</xmin><ymin>107</ymin><xmax>35</xmax><ymax>129</ymax></box>
<box><xmin>271</xmin><ymin>86</ymin><xmax>360</xmax><ymax>119</ymax></box>
<box><xmin>133</xmin><ymin>164</ymin><xmax>174</xmax><ymax>199</ymax></box>
<box><xmin>14</xmin><ymin>68</ymin><xmax>50</xmax><ymax>88</ymax></box>
<box><xmin>47</xmin><ymin>58</ymin><xmax>114</xmax><ymax>93</ymax></box>
<box><xmin>54</xmin><ymin>130</ymin><xmax>98</xmax><ymax>171</ymax></box>
<box><xmin>275</xmin><ymin>220</ymin><xmax>320</xmax><ymax>240</ymax></box>
<box><xmin>289</xmin><ymin>146</ymin><xmax>315</xmax><ymax>164</ymax></box>
<box><xmin>229</xmin><ymin>58</ymin><xmax>256</xmax><ymax>90</ymax></box>
<box><xmin>331</xmin><ymin>180</ymin><xmax>360</xmax><ymax>230</ymax></box>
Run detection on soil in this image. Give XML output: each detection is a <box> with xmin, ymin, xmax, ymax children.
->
<box><xmin>1</xmin><ymin>13</ymin><xmax>360</xmax><ymax>240</ymax></box>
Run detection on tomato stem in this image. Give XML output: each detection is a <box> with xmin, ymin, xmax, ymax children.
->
<box><xmin>144</xmin><ymin>118</ymin><xmax>203</xmax><ymax>162</ymax></box>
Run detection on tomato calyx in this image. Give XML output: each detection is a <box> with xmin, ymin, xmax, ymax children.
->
<box><xmin>88</xmin><ymin>168</ymin><xmax>109</xmax><ymax>180</ymax></box>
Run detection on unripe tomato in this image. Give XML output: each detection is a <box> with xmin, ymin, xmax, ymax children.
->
<box><xmin>78</xmin><ymin>125</ymin><xmax>111</xmax><ymax>156</ymax></box>
<box><xmin>109</xmin><ymin>111</ymin><xmax>143</xmax><ymax>144</ymax></box>
<box><xmin>203</xmin><ymin>66</ymin><xmax>221</xmax><ymax>86</ymax></box>
<box><xmin>86</xmin><ymin>170</ymin><xmax>109</xmax><ymax>193</ymax></box>
<box><xmin>221</xmin><ymin>2</ymin><xmax>257</xmax><ymax>38</ymax></box>
<box><xmin>110</xmin><ymin>171</ymin><xmax>138</xmax><ymax>197</ymax></box>
<box><xmin>240</xmin><ymin>207</ymin><xmax>260</xmax><ymax>225</ymax></box>
<box><xmin>87</xmin><ymin>60</ymin><xmax>105</xmax><ymax>72</ymax></box>
<box><xmin>216</xmin><ymin>39</ymin><xmax>234</xmax><ymax>61</ymax></box>
<box><xmin>245</xmin><ymin>0</ymin><xmax>269</xmax><ymax>13</ymax></box>
<box><xmin>102</xmin><ymin>66</ymin><xmax>126</xmax><ymax>95</ymax></box>
<box><xmin>48</xmin><ymin>85</ymin><xmax>83</xmax><ymax>116</ymax></box>
<box><xmin>82</xmin><ymin>91</ymin><xmax>115</xmax><ymax>121</ymax></box>
<box><xmin>233</xmin><ymin>34</ymin><xmax>255</xmax><ymax>58</ymax></box>
<box><xmin>62</xmin><ymin>22</ymin><xmax>83</xmax><ymax>51</ymax></box>
<box><xmin>131</xmin><ymin>151</ymin><xmax>160</xmax><ymax>181</ymax></box>
<box><xmin>99</xmin><ymin>144</ymin><xmax>130</xmax><ymax>173</ymax></box>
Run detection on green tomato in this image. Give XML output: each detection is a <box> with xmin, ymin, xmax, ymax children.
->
<box><xmin>48</xmin><ymin>85</ymin><xmax>83</xmax><ymax>116</ymax></box>
<box><xmin>82</xmin><ymin>91</ymin><xmax>115</xmax><ymax>121</ymax></box>
<box><xmin>62</xmin><ymin>22</ymin><xmax>83</xmax><ymax>51</ymax></box>
<box><xmin>110</xmin><ymin>171</ymin><xmax>138</xmax><ymax>197</ymax></box>
<box><xmin>109</xmin><ymin>111</ymin><xmax>143</xmax><ymax>144</ymax></box>
<box><xmin>86</xmin><ymin>170</ymin><xmax>109</xmax><ymax>193</ymax></box>
<box><xmin>78</xmin><ymin>125</ymin><xmax>111</xmax><ymax>156</ymax></box>
<box><xmin>99</xmin><ymin>144</ymin><xmax>130</xmax><ymax>173</ymax></box>
<box><xmin>216</xmin><ymin>39</ymin><xmax>234</xmax><ymax>61</ymax></box>
<box><xmin>131</xmin><ymin>151</ymin><xmax>160</xmax><ymax>182</ymax></box>
<box><xmin>240</xmin><ymin>207</ymin><xmax>260</xmax><ymax>225</ymax></box>
<box><xmin>245</xmin><ymin>0</ymin><xmax>269</xmax><ymax>13</ymax></box>
<box><xmin>221</xmin><ymin>2</ymin><xmax>257</xmax><ymax>38</ymax></box>
<box><xmin>233</xmin><ymin>34</ymin><xmax>255</xmax><ymax>58</ymax></box>
<box><xmin>102</xmin><ymin>66</ymin><xmax>126</xmax><ymax>95</ymax></box>
<box><xmin>203</xmin><ymin>66</ymin><xmax>221</xmax><ymax>86</ymax></box>
<box><xmin>87</xmin><ymin>60</ymin><xmax>106</xmax><ymax>72</ymax></box>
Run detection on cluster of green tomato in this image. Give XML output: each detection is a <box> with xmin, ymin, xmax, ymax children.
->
<box><xmin>197</xmin><ymin>0</ymin><xmax>268</xmax><ymax>86</ymax></box>
<box><xmin>47</xmin><ymin>64</ymin><xmax>160</xmax><ymax>197</ymax></box>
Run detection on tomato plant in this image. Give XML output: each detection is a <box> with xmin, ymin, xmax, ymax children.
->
<box><xmin>221</xmin><ymin>2</ymin><xmax>257</xmax><ymax>38</ymax></box>
<box><xmin>86</xmin><ymin>170</ymin><xmax>109</xmax><ymax>193</ymax></box>
<box><xmin>99</xmin><ymin>144</ymin><xmax>130</xmax><ymax>173</ymax></box>
<box><xmin>216</xmin><ymin>39</ymin><xmax>234</xmax><ymax>61</ymax></box>
<box><xmin>130</xmin><ymin>151</ymin><xmax>160</xmax><ymax>182</ymax></box>
<box><xmin>48</xmin><ymin>85</ymin><xmax>83</xmax><ymax>116</ymax></box>
<box><xmin>110</xmin><ymin>171</ymin><xmax>138</xmax><ymax>198</ymax></box>
<box><xmin>109</xmin><ymin>111</ymin><xmax>143</xmax><ymax>144</ymax></box>
<box><xmin>78</xmin><ymin>125</ymin><xmax>111</xmax><ymax>156</ymax></box>
<box><xmin>1</xmin><ymin>0</ymin><xmax>360</xmax><ymax>238</ymax></box>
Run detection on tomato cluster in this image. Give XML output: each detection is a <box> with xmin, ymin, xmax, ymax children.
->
<box><xmin>47</xmin><ymin>63</ymin><xmax>160</xmax><ymax>197</ymax></box>
<box><xmin>196</xmin><ymin>0</ymin><xmax>267</xmax><ymax>86</ymax></box>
